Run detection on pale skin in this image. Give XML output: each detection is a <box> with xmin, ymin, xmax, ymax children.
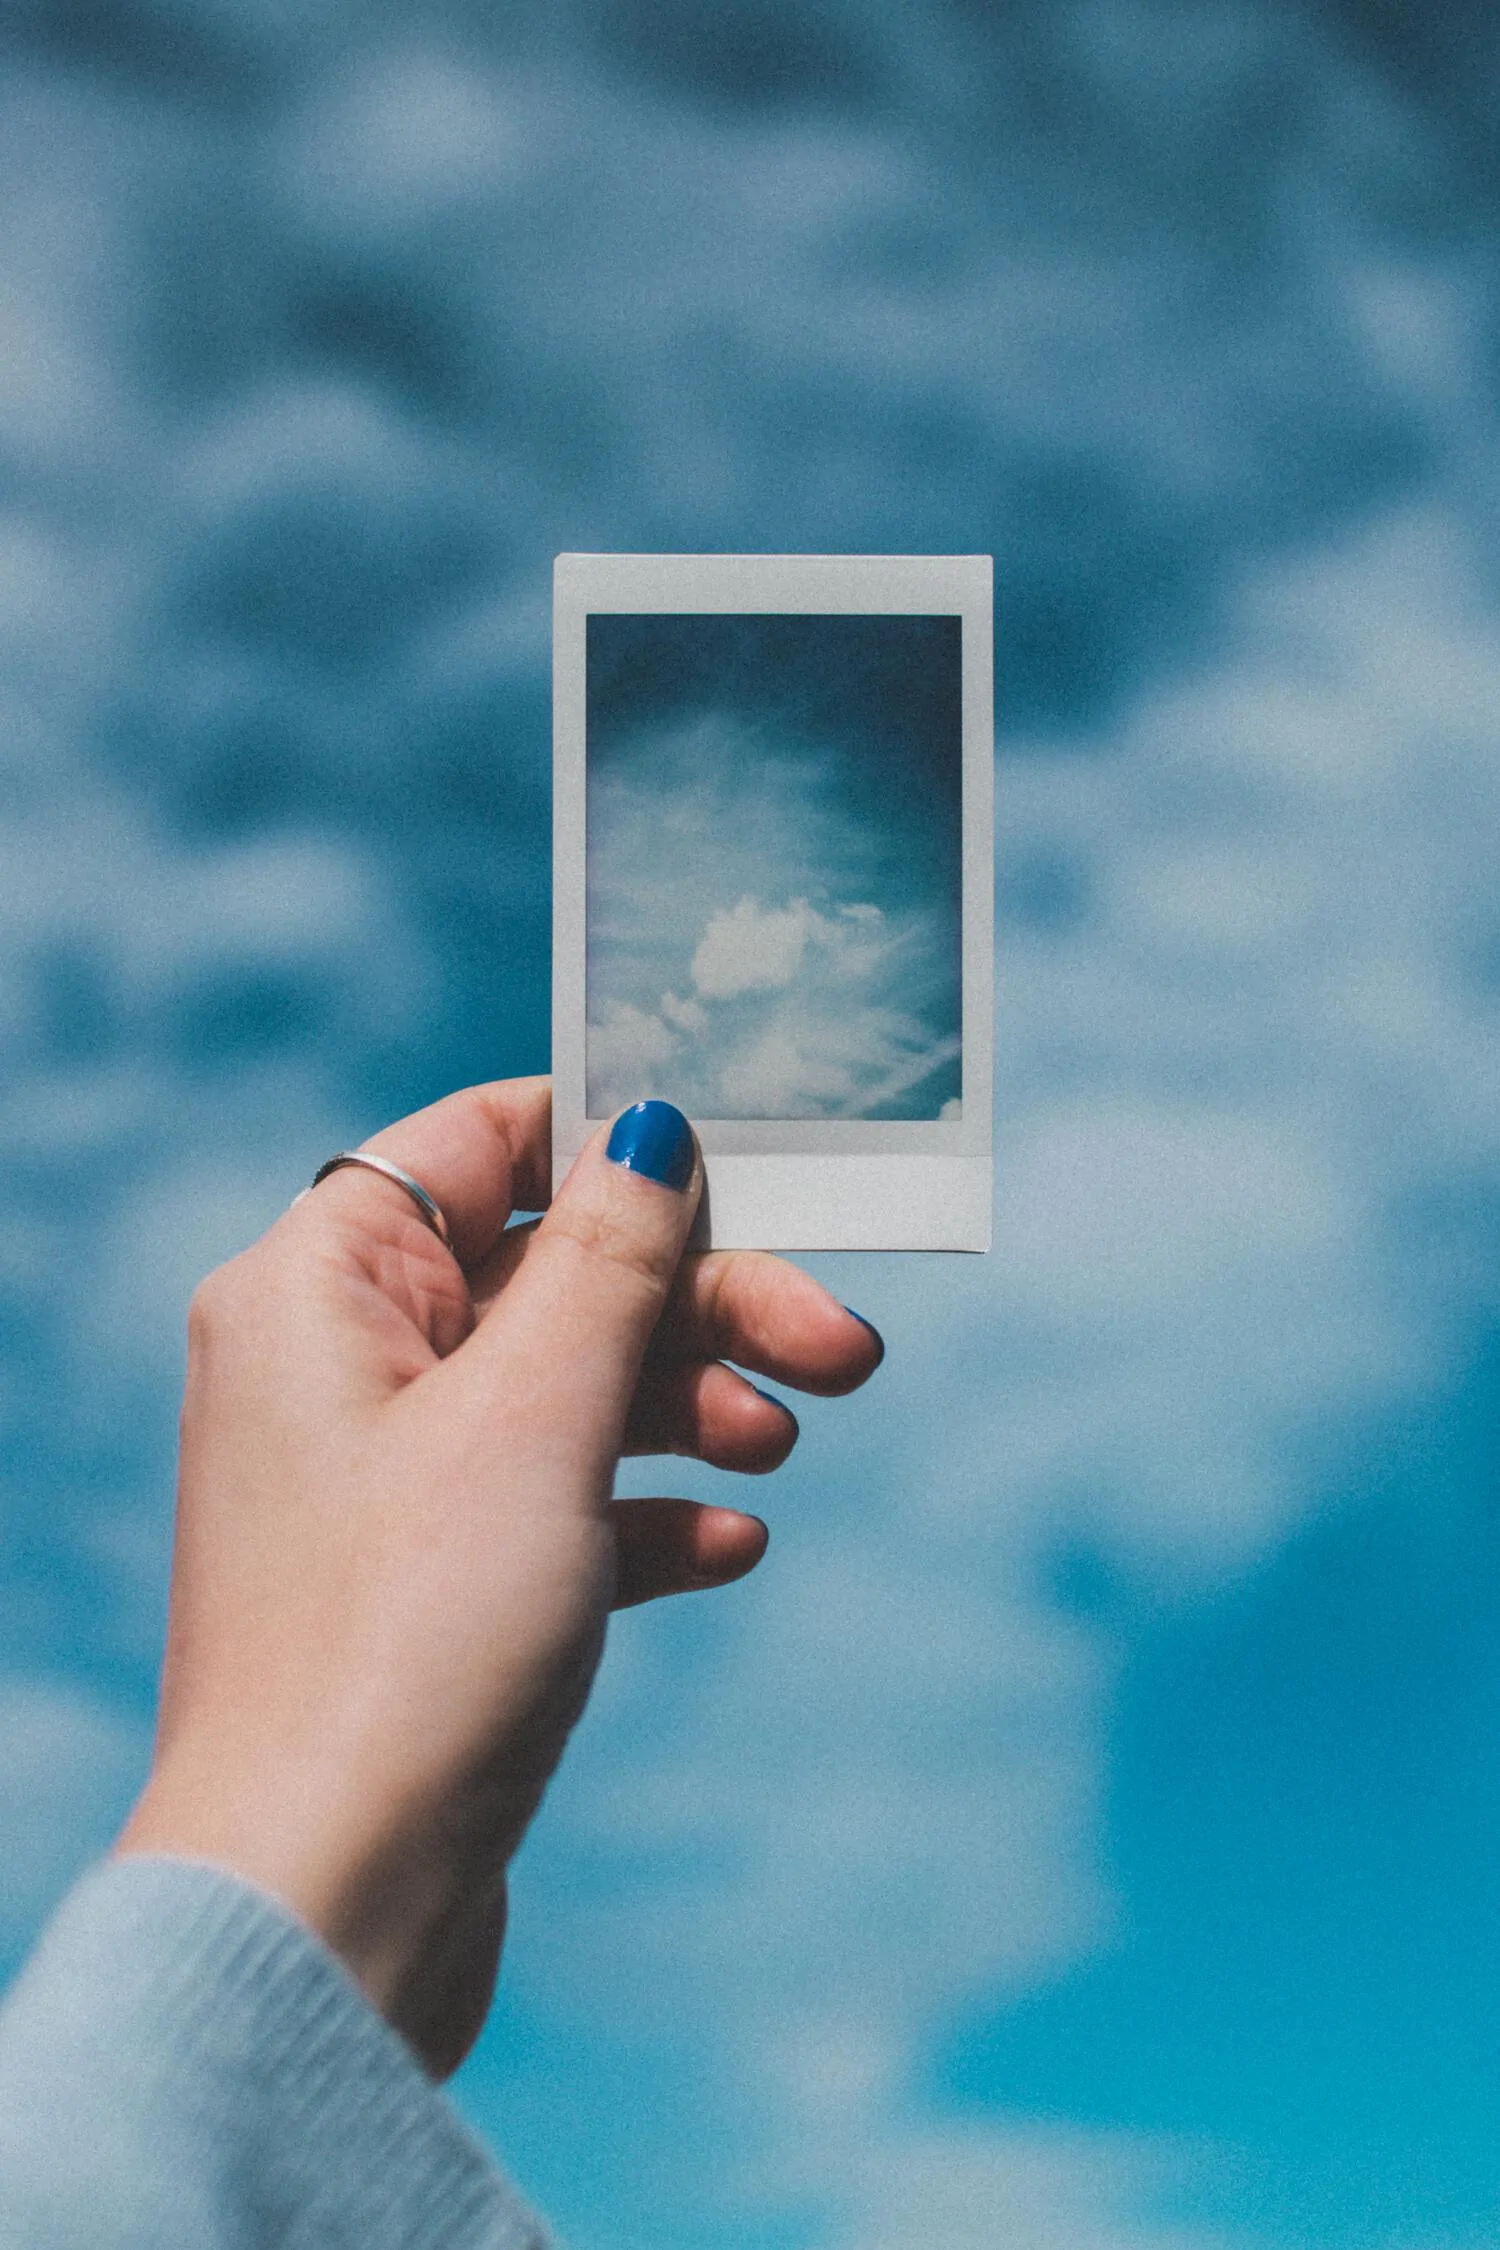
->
<box><xmin>116</xmin><ymin>1076</ymin><xmax>881</xmax><ymax>2079</ymax></box>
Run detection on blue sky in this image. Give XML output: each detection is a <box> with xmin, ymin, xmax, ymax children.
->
<box><xmin>3</xmin><ymin>3</ymin><xmax>1500</xmax><ymax>2247</ymax></box>
<box><xmin>938</xmin><ymin>1348</ymin><xmax>1500</xmax><ymax>2249</ymax></box>
<box><xmin>585</xmin><ymin>613</ymin><xmax>963</xmax><ymax>1119</ymax></box>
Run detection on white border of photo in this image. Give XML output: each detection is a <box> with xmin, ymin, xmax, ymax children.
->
<box><xmin>553</xmin><ymin>553</ymin><xmax>993</xmax><ymax>1251</ymax></box>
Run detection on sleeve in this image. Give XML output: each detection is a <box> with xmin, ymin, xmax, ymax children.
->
<box><xmin>0</xmin><ymin>1855</ymin><xmax>552</xmax><ymax>2250</ymax></box>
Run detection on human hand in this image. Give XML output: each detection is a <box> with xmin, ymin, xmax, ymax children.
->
<box><xmin>116</xmin><ymin>1078</ymin><xmax>881</xmax><ymax>2076</ymax></box>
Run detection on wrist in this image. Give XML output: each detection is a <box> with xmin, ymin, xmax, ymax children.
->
<box><xmin>115</xmin><ymin>1755</ymin><xmax>507</xmax><ymax>2076</ymax></box>
<box><xmin>116</xmin><ymin>1756</ymin><xmax>403</xmax><ymax>1992</ymax></box>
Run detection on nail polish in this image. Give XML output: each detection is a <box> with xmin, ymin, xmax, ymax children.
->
<box><xmin>605</xmin><ymin>1100</ymin><xmax>695</xmax><ymax>1190</ymax></box>
<box><xmin>843</xmin><ymin>1307</ymin><xmax>885</xmax><ymax>1366</ymax></box>
<box><xmin>751</xmin><ymin>1385</ymin><xmax>799</xmax><ymax>1433</ymax></box>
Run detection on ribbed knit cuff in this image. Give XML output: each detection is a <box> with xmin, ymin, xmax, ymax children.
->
<box><xmin>0</xmin><ymin>1856</ymin><xmax>550</xmax><ymax>2250</ymax></box>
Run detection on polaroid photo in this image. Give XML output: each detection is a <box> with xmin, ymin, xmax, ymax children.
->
<box><xmin>552</xmin><ymin>553</ymin><xmax>993</xmax><ymax>1251</ymax></box>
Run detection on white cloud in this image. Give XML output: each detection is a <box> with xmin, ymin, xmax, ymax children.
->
<box><xmin>0</xmin><ymin>785</ymin><xmax>413</xmax><ymax>1034</ymax></box>
<box><xmin>832</xmin><ymin>2123</ymin><xmax>1226</xmax><ymax>2250</ymax></box>
<box><xmin>279</xmin><ymin>49</ymin><xmax>537</xmax><ymax>246</ymax></box>
<box><xmin>590</xmin><ymin>901</ymin><xmax>958</xmax><ymax>1117</ymax></box>
<box><xmin>659</xmin><ymin>990</ymin><xmax>707</xmax><ymax>1035</ymax></box>
<box><xmin>586</xmin><ymin>998</ymin><xmax>680</xmax><ymax>1112</ymax></box>
<box><xmin>714</xmin><ymin>1010</ymin><xmax>960</xmax><ymax>1120</ymax></box>
<box><xmin>691</xmin><ymin>894</ymin><xmax>844</xmax><ymax>1000</ymax></box>
<box><xmin>589</xmin><ymin>856</ymin><xmax>955</xmax><ymax>1117</ymax></box>
<box><xmin>715</xmin><ymin>1022</ymin><xmax>850</xmax><ymax>1114</ymax></box>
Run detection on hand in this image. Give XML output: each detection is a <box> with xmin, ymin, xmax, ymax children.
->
<box><xmin>116</xmin><ymin>1078</ymin><xmax>881</xmax><ymax>2076</ymax></box>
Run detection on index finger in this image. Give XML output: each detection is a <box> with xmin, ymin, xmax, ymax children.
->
<box><xmin>651</xmin><ymin>1251</ymin><xmax>884</xmax><ymax>1397</ymax></box>
<box><xmin>352</xmin><ymin>1075</ymin><xmax>552</xmax><ymax>1268</ymax></box>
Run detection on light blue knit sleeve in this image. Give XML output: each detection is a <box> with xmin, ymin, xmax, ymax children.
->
<box><xmin>0</xmin><ymin>1856</ymin><xmax>552</xmax><ymax>2250</ymax></box>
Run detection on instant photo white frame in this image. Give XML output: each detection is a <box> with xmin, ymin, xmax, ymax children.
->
<box><xmin>553</xmin><ymin>553</ymin><xmax>993</xmax><ymax>1251</ymax></box>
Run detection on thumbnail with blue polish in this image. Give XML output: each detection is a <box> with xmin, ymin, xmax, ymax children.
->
<box><xmin>605</xmin><ymin>1100</ymin><xmax>695</xmax><ymax>1190</ymax></box>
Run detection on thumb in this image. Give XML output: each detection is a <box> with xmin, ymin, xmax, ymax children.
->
<box><xmin>444</xmin><ymin>1101</ymin><xmax>701</xmax><ymax>1495</ymax></box>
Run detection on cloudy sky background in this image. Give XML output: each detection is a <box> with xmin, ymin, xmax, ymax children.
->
<box><xmin>586</xmin><ymin>613</ymin><xmax>963</xmax><ymax>1118</ymax></box>
<box><xmin>3</xmin><ymin>3</ymin><xmax>1500</xmax><ymax>2246</ymax></box>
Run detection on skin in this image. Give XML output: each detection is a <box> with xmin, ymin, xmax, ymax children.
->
<box><xmin>116</xmin><ymin>1076</ymin><xmax>881</xmax><ymax>2078</ymax></box>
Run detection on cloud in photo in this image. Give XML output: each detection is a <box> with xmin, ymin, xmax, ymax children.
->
<box><xmin>691</xmin><ymin>893</ymin><xmax>845</xmax><ymax>1000</ymax></box>
<box><xmin>586</xmin><ymin>613</ymin><xmax>963</xmax><ymax>1118</ymax></box>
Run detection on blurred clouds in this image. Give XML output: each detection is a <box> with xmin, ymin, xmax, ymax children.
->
<box><xmin>2</xmin><ymin>0</ymin><xmax>1500</xmax><ymax>2243</ymax></box>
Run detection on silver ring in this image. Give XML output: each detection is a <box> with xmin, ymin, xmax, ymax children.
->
<box><xmin>309</xmin><ymin>1153</ymin><xmax>453</xmax><ymax>1250</ymax></box>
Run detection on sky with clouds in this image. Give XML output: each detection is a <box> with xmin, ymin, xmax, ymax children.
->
<box><xmin>585</xmin><ymin>613</ymin><xmax>963</xmax><ymax>1118</ymax></box>
<box><xmin>3</xmin><ymin>3</ymin><xmax>1500</xmax><ymax>2247</ymax></box>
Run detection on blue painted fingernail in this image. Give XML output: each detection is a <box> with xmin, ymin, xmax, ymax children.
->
<box><xmin>751</xmin><ymin>1385</ymin><xmax>799</xmax><ymax>1433</ymax></box>
<box><xmin>843</xmin><ymin>1307</ymin><xmax>885</xmax><ymax>1365</ymax></box>
<box><xmin>605</xmin><ymin>1100</ymin><xmax>695</xmax><ymax>1190</ymax></box>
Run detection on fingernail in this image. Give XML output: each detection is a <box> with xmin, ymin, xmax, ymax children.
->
<box><xmin>605</xmin><ymin>1100</ymin><xmax>695</xmax><ymax>1190</ymax></box>
<box><xmin>751</xmin><ymin>1385</ymin><xmax>799</xmax><ymax>1433</ymax></box>
<box><xmin>843</xmin><ymin>1307</ymin><xmax>885</xmax><ymax>1366</ymax></box>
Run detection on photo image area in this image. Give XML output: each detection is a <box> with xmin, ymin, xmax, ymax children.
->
<box><xmin>585</xmin><ymin>612</ymin><xmax>963</xmax><ymax>1122</ymax></box>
